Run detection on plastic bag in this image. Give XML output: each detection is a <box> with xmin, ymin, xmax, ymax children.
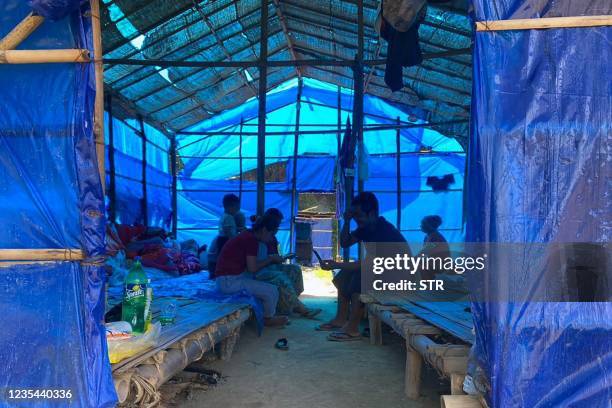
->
<box><xmin>107</xmin><ymin>322</ymin><xmax>161</xmax><ymax>364</ymax></box>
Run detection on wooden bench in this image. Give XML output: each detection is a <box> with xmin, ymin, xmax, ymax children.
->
<box><xmin>362</xmin><ymin>296</ymin><xmax>471</xmax><ymax>399</ymax></box>
<box><xmin>111</xmin><ymin>298</ymin><xmax>250</xmax><ymax>406</ymax></box>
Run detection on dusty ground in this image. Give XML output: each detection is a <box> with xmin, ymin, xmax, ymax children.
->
<box><xmin>170</xmin><ymin>270</ymin><xmax>446</xmax><ymax>408</ymax></box>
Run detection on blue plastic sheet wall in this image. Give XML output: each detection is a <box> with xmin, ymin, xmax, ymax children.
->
<box><xmin>468</xmin><ymin>1</ymin><xmax>611</xmax><ymax>406</ymax></box>
<box><xmin>104</xmin><ymin>114</ymin><xmax>172</xmax><ymax>229</ymax></box>
<box><xmin>0</xmin><ymin>1</ymin><xmax>116</xmax><ymax>406</ymax></box>
<box><xmin>177</xmin><ymin>78</ymin><xmax>466</xmax><ymax>253</ymax></box>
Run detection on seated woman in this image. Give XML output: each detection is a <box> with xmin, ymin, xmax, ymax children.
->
<box><xmin>419</xmin><ymin>215</ymin><xmax>451</xmax><ymax>279</ymax></box>
<box><xmin>214</xmin><ymin>214</ymin><xmax>289</xmax><ymax>327</ymax></box>
<box><xmin>254</xmin><ymin>208</ymin><xmax>321</xmax><ymax>318</ymax></box>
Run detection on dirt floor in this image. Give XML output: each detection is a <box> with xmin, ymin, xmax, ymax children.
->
<box><xmin>168</xmin><ymin>270</ymin><xmax>447</xmax><ymax>408</ymax></box>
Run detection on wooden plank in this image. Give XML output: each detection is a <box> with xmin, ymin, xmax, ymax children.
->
<box><xmin>0</xmin><ymin>49</ymin><xmax>89</xmax><ymax>63</ymax></box>
<box><xmin>0</xmin><ymin>12</ymin><xmax>45</xmax><ymax>50</ymax></box>
<box><xmin>399</xmin><ymin>302</ymin><xmax>474</xmax><ymax>344</ymax></box>
<box><xmin>366</xmin><ymin>291</ymin><xmax>474</xmax><ymax>343</ymax></box>
<box><xmin>0</xmin><ymin>248</ymin><xmax>85</xmax><ymax>261</ymax></box>
<box><xmin>476</xmin><ymin>15</ymin><xmax>612</xmax><ymax>32</ymax></box>
<box><xmin>441</xmin><ymin>395</ymin><xmax>482</xmax><ymax>408</ymax></box>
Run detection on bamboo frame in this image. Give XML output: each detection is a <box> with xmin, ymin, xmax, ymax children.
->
<box><xmin>256</xmin><ymin>0</ymin><xmax>269</xmax><ymax>216</ymax></box>
<box><xmin>476</xmin><ymin>15</ymin><xmax>612</xmax><ymax>31</ymax></box>
<box><xmin>91</xmin><ymin>0</ymin><xmax>105</xmax><ymax>192</ymax></box>
<box><xmin>0</xmin><ymin>12</ymin><xmax>45</xmax><ymax>50</ymax></box>
<box><xmin>0</xmin><ymin>49</ymin><xmax>89</xmax><ymax>64</ymax></box>
<box><xmin>0</xmin><ymin>249</ymin><xmax>85</xmax><ymax>261</ymax></box>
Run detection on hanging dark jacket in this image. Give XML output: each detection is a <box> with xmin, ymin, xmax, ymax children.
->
<box><xmin>380</xmin><ymin>8</ymin><xmax>424</xmax><ymax>92</ymax></box>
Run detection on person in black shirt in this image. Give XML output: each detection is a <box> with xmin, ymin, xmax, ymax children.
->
<box><xmin>318</xmin><ymin>192</ymin><xmax>409</xmax><ymax>341</ymax></box>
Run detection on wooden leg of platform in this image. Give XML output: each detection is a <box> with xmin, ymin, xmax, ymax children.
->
<box><xmin>405</xmin><ymin>341</ymin><xmax>422</xmax><ymax>399</ymax></box>
<box><xmin>450</xmin><ymin>373</ymin><xmax>465</xmax><ymax>395</ymax></box>
<box><xmin>219</xmin><ymin>327</ymin><xmax>240</xmax><ymax>361</ymax></box>
<box><xmin>368</xmin><ymin>309</ymin><xmax>383</xmax><ymax>345</ymax></box>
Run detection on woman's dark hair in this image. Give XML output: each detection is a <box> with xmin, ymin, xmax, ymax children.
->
<box><xmin>252</xmin><ymin>214</ymin><xmax>280</xmax><ymax>232</ymax></box>
<box><xmin>222</xmin><ymin>193</ymin><xmax>240</xmax><ymax>209</ymax></box>
<box><xmin>423</xmin><ymin>215</ymin><xmax>442</xmax><ymax>230</ymax></box>
<box><xmin>351</xmin><ymin>192</ymin><xmax>379</xmax><ymax>215</ymax></box>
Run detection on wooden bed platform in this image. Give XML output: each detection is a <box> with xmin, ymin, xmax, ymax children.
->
<box><xmin>361</xmin><ymin>291</ymin><xmax>484</xmax><ymax>407</ymax></box>
<box><xmin>110</xmin><ymin>297</ymin><xmax>250</xmax><ymax>406</ymax></box>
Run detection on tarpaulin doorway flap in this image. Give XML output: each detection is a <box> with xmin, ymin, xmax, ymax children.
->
<box><xmin>0</xmin><ymin>1</ymin><xmax>117</xmax><ymax>406</ymax></box>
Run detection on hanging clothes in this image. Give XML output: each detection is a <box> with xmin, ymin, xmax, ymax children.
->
<box><xmin>379</xmin><ymin>0</ymin><xmax>426</xmax><ymax>92</ymax></box>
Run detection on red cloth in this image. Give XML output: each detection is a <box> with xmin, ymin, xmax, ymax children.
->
<box><xmin>115</xmin><ymin>224</ymin><xmax>146</xmax><ymax>246</ymax></box>
<box><xmin>215</xmin><ymin>230</ymin><xmax>260</xmax><ymax>277</ymax></box>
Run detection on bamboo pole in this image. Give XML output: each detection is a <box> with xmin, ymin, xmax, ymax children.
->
<box><xmin>0</xmin><ymin>249</ymin><xmax>85</xmax><ymax>261</ymax></box>
<box><xmin>476</xmin><ymin>15</ymin><xmax>612</xmax><ymax>31</ymax></box>
<box><xmin>0</xmin><ymin>12</ymin><xmax>45</xmax><ymax>50</ymax></box>
<box><xmin>0</xmin><ymin>49</ymin><xmax>89</xmax><ymax>64</ymax></box>
<box><xmin>90</xmin><ymin>0</ymin><xmax>106</xmax><ymax>192</ymax></box>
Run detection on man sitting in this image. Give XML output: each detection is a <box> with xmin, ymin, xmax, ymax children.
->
<box><xmin>318</xmin><ymin>192</ymin><xmax>408</xmax><ymax>341</ymax></box>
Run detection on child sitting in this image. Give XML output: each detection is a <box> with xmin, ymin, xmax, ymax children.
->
<box><xmin>208</xmin><ymin>194</ymin><xmax>243</xmax><ymax>277</ymax></box>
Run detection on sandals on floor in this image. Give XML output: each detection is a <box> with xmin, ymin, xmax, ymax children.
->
<box><xmin>275</xmin><ymin>338</ymin><xmax>289</xmax><ymax>351</ymax></box>
<box><xmin>315</xmin><ymin>322</ymin><xmax>342</xmax><ymax>331</ymax></box>
<box><xmin>327</xmin><ymin>331</ymin><xmax>362</xmax><ymax>342</ymax></box>
<box><xmin>300</xmin><ymin>308</ymin><xmax>323</xmax><ymax>319</ymax></box>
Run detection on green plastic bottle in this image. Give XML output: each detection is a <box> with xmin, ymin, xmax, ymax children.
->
<box><xmin>122</xmin><ymin>258</ymin><xmax>149</xmax><ymax>334</ymax></box>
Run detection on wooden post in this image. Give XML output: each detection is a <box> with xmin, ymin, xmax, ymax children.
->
<box><xmin>396</xmin><ymin>117</ymin><xmax>401</xmax><ymax>229</ymax></box>
<box><xmin>337</xmin><ymin>85</ymin><xmax>343</xmax><ymax>261</ymax></box>
<box><xmin>368</xmin><ymin>307</ymin><xmax>383</xmax><ymax>346</ymax></box>
<box><xmin>170</xmin><ymin>136</ymin><xmax>178</xmax><ymax>238</ymax></box>
<box><xmin>0</xmin><ymin>12</ymin><xmax>45</xmax><ymax>50</ymax></box>
<box><xmin>405</xmin><ymin>341</ymin><xmax>423</xmax><ymax>399</ymax></box>
<box><xmin>354</xmin><ymin>0</ymin><xmax>365</xmax><ymax>195</ymax></box>
<box><xmin>289</xmin><ymin>78</ymin><xmax>302</xmax><ymax>253</ymax></box>
<box><xmin>0</xmin><ymin>49</ymin><xmax>89</xmax><ymax>64</ymax></box>
<box><xmin>256</xmin><ymin>0</ymin><xmax>269</xmax><ymax>216</ymax></box>
<box><xmin>450</xmin><ymin>373</ymin><xmax>465</xmax><ymax>395</ymax></box>
<box><xmin>90</xmin><ymin>0</ymin><xmax>105</xmax><ymax>192</ymax></box>
<box><xmin>239</xmin><ymin>118</ymin><xmax>244</xmax><ymax>200</ymax></box>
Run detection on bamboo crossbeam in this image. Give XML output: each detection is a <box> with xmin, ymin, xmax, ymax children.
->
<box><xmin>0</xmin><ymin>249</ymin><xmax>85</xmax><ymax>261</ymax></box>
<box><xmin>0</xmin><ymin>49</ymin><xmax>89</xmax><ymax>64</ymax></box>
<box><xmin>0</xmin><ymin>12</ymin><xmax>45</xmax><ymax>50</ymax></box>
<box><xmin>476</xmin><ymin>15</ymin><xmax>612</xmax><ymax>31</ymax></box>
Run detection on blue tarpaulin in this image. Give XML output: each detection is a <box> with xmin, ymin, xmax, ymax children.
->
<box><xmin>177</xmin><ymin>78</ymin><xmax>466</xmax><ymax>253</ymax></box>
<box><xmin>467</xmin><ymin>1</ymin><xmax>612</xmax><ymax>407</ymax></box>
<box><xmin>104</xmin><ymin>114</ymin><xmax>172</xmax><ymax>229</ymax></box>
<box><xmin>0</xmin><ymin>1</ymin><xmax>117</xmax><ymax>406</ymax></box>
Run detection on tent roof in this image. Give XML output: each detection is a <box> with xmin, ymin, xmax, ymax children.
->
<box><xmin>101</xmin><ymin>0</ymin><xmax>472</xmax><ymax>140</ymax></box>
